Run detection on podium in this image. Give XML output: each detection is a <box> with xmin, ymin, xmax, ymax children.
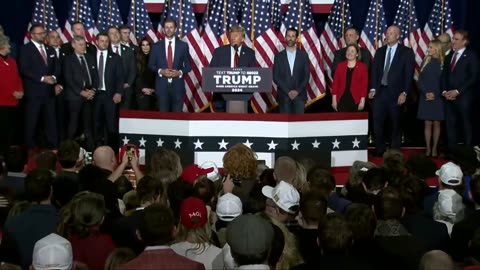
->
<box><xmin>203</xmin><ymin>67</ymin><xmax>272</xmax><ymax>113</ymax></box>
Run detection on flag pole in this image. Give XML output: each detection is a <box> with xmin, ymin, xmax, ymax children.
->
<box><xmin>223</xmin><ymin>0</ymin><xmax>228</xmax><ymax>44</ymax></box>
<box><xmin>298</xmin><ymin>0</ymin><xmax>303</xmax><ymax>49</ymax></box>
<box><xmin>250</xmin><ymin>0</ymin><xmax>255</xmax><ymax>48</ymax></box>
<box><xmin>109</xmin><ymin>0</ymin><xmax>112</xmax><ymax>26</ymax></box>
<box><xmin>408</xmin><ymin>0</ymin><xmax>413</xmax><ymax>47</ymax></box>
<box><xmin>133</xmin><ymin>0</ymin><xmax>137</xmax><ymax>40</ymax></box>
<box><xmin>441</xmin><ymin>0</ymin><xmax>445</xmax><ymax>34</ymax></box>
<box><xmin>179</xmin><ymin>0</ymin><xmax>183</xmax><ymax>39</ymax></box>
<box><xmin>374</xmin><ymin>0</ymin><xmax>379</xmax><ymax>49</ymax></box>
<box><xmin>43</xmin><ymin>0</ymin><xmax>47</xmax><ymax>29</ymax></box>
<box><xmin>76</xmin><ymin>0</ymin><xmax>80</xmax><ymax>22</ymax></box>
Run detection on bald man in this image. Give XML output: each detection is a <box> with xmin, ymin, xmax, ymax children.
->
<box><xmin>437</xmin><ymin>33</ymin><xmax>452</xmax><ymax>56</ymax></box>
<box><xmin>369</xmin><ymin>25</ymin><xmax>415</xmax><ymax>157</ymax></box>
<box><xmin>93</xmin><ymin>146</ymin><xmax>143</xmax><ymax>182</ymax></box>
<box><xmin>419</xmin><ymin>250</ymin><xmax>455</xmax><ymax>270</ymax></box>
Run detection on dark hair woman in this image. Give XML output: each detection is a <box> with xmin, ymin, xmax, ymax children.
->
<box><xmin>135</xmin><ymin>38</ymin><xmax>156</xmax><ymax>110</ymax></box>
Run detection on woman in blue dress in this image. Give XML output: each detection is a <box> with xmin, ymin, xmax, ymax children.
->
<box><xmin>417</xmin><ymin>39</ymin><xmax>445</xmax><ymax>157</ymax></box>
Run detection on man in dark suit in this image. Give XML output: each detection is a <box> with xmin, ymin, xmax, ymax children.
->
<box><xmin>18</xmin><ymin>24</ymin><xmax>59</xmax><ymax>150</ymax></box>
<box><xmin>59</xmin><ymin>21</ymin><xmax>96</xmax><ymax>58</ymax></box>
<box><xmin>331</xmin><ymin>28</ymin><xmax>371</xmax><ymax>77</ymax></box>
<box><xmin>368</xmin><ymin>25</ymin><xmax>415</xmax><ymax>156</ymax></box>
<box><xmin>119</xmin><ymin>25</ymin><xmax>139</xmax><ymax>55</ymax></box>
<box><xmin>118</xmin><ymin>204</ymin><xmax>205</xmax><ymax>270</ymax></box>
<box><xmin>108</xmin><ymin>26</ymin><xmax>136</xmax><ymax>109</ymax></box>
<box><xmin>46</xmin><ymin>30</ymin><xmax>67</xmax><ymax>143</ymax></box>
<box><xmin>63</xmin><ymin>36</ymin><xmax>98</xmax><ymax>151</ymax></box>
<box><xmin>94</xmin><ymin>33</ymin><xmax>123</xmax><ymax>150</ymax></box>
<box><xmin>111</xmin><ymin>176</ymin><xmax>163</xmax><ymax>254</ymax></box>
<box><xmin>442</xmin><ymin>30</ymin><xmax>478</xmax><ymax>150</ymax></box>
<box><xmin>148</xmin><ymin>19</ymin><xmax>192</xmax><ymax>112</ymax></box>
<box><xmin>209</xmin><ymin>25</ymin><xmax>256</xmax><ymax>112</ymax></box>
<box><xmin>273</xmin><ymin>28</ymin><xmax>310</xmax><ymax>114</ymax></box>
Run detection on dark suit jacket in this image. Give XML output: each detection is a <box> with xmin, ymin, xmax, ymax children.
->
<box><xmin>63</xmin><ymin>53</ymin><xmax>99</xmax><ymax>101</ymax></box>
<box><xmin>450</xmin><ymin>210</ymin><xmax>480</xmax><ymax>261</ymax></box>
<box><xmin>95</xmin><ymin>51</ymin><xmax>124</xmax><ymax>97</ymax></box>
<box><xmin>273</xmin><ymin>48</ymin><xmax>310</xmax><ymax>101</ymax></box>
<box><xmin>209</xmin><ymin>45</ymin><xmax>256</xmax><ymax>68</ymax></box>
<box><xmin>332</xmin><ymin>46</ymin><xmax>371</xmax><ymax>77</ymax></box>
<box><xmin>109</xmin><ymin>44</ymin><xmax>136</xmax><ymax>87</ymax></box>
<box><xmin>18</xmin><ymin>42</ymin><xmax>59</xmax><ymax>98</ymax></box>
<box><xmin>148</xmin><ymin>38</ymin><xmax>191</xmax><ymax>94</ymax></box>
<box><xmin>443</xmin><ymin>49</ymin><xmax>478</xmax><ymax>96</ymax></box>
<box><xmin>371</xmin><ymin>44</ymin><xmax>415</xmax><ymax>97</ymax></box>
<box><xmin>119</xmin><ymin>248</ymin><xmax>205</xmax><ymax>270</ymax></box>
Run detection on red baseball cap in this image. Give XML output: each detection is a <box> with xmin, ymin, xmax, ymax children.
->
<box><xmin>180</xmin><ymin>197</ymin><xmax>208</xmax><ymax>229</ymax></box>
<box><xmin>181</xmin><ymin>164</ymin><xmax>214</xmax><ymax>184</ymax></box>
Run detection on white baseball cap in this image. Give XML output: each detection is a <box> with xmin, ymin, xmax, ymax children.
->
<box><xmin>200</xmin><ymin>161</ymin><xmax>221</xmax><ymax>182</ymax></box>
<box><xmin>216</xmin><ymin>193</ymin><xmax>243</xmax><ymax>221</ymax></box>
<box><xmin>262</xmin><ymin>181</ymin><xmax>300</xmax><ymax>214</ymax></box>
<box><xmin>436</xmin><ymin>162</ymin><xmax>463</xmax><ymax>186</ymax></box>
<box><xmin>437</xmin><ymin>189</ymin><xmax>464</xmax><ymax>218</ymax></box>
<box><xmin>32</xmin><ymin>233</ymin><xmax>73</xmax><ymax>270</ymax></box>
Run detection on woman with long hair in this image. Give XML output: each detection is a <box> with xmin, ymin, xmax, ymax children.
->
<box><xmin>171</xmin><ymin>197</ymin><xmax>224</xmax><ymax>270</ymax></box>
<box><xmin>57</xmin><ymin>191</ymin><xmax>115</xmax><ymax>270</ymax></box>
<box><xmin>331</xmin><ymin>44</ymin><xmax>368</xmax><ymax>112</ymax></box>
<box><xmin>135</xmin><ymin>38</ymin><xmax>156</xmax><ymax>110</ymax></box>
<box><xmin>417</xmin><ymin>39</ymin><xmax>445</xmax><ymax>157</ymax></box>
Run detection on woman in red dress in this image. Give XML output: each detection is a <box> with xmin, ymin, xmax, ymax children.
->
<box><xmin>0</xmin><ymin>35</ymin><xmax>23</xmax><ymax>154</ymax></box>
<box><xmin>332</xmin><ymin>44</ymin><xmax>368</xmax><ymax>112</ymax></box>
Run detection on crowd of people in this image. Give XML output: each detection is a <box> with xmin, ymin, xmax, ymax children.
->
<box><xmin>0</xmin><ymin>142</ymin><xmax>479</xmax><ymax>270</ymax></box>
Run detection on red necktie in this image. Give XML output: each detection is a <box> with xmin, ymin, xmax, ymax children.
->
<box><xmin>167</xmin><ymin>41</ymin><xmax>173</xmax><ymax>69</ymax></box>
<box><xmin>450</xmin><ymin>52</ymin><xmax>458</xmax><ymax>72</ymax></box>
<box><xmin>234</xmin><ymin>51</ymin><xmax>239</xmax><ymax>68</ymax></box>
<box><xmin>114</xmin><ymin>46</ymin><xmax>119</xmax><ymax>55</ymax></box>
<box><xmin>39</xmin><ymin>45</ymin><xmax>47</xmax><ymax>65</ymax></box>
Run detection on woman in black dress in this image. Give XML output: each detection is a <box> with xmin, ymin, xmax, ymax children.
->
<box><xmin>135</xmin><ymin>38</ymin><xmax>156</xmax><ymax>110</ymax></box>
<box><xmin>417</xmin><ymin>39</ymin><xmax>445</xmax><ymax>157</ymax></box>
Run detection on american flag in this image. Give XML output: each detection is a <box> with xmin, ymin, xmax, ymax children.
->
<box><xmin>320</xmin><ymin>0</ymin><xmax>352</xmax><ymax>81</ymax></box>
<box><xmin>201</xmin><ymin>0</ymin><xmax>238</xmax><ymax>64</ymax></box>
<box><xmin>280</xmin><ymin>0</ymin><xmax>326</xmax><ymax>107</ymax></box>
<box><xmin>423</xmin><ymin>0</ymin><xmax>454</xmax><ymax>40</ymax></box>
<box><xmin>241</xmin><ymin>0</ymin><xmax>283</xmax><ymax>113</ymax></box>
<box><xmin>96</xmin><ymin>0</ymin><xmax>123</xmax><ymax>33</ymax></box>
<box><xmin>359</xmin><ymin>0</ymin><xmax>387</xmax><ymax>58</ymax></box>
<box><xmin>127</xmin><ymin>0</ymin><xmax>158</xmax><ymax>45</ymax></box>
<box><xmin>393</xmin><ymin>0</ymin><xmax>425</xmax><ymax>77</ymax></box>
<box><xmin>63</xmin><ymin>0</ymin><xmax>98</xmax><ymax>43</ymax></box>
<box><xmin>24</xmin><ymin>0</ymin><xmax>67</xmax><ymax>44</ymax></box>
<box><xmin>162</xmin><ymin>0</ymin><xmax>210</xmax><ymax>112</ymax></box>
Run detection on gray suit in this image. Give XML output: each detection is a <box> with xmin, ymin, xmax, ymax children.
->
<box><xmin>273</xmin><ymin>48</ymin><xmax>310</xmax><ymax>114</ymax></box>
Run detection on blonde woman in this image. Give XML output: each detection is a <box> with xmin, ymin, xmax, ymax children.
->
<box><xmin>417</xmin><ymin>39</ymin><xmax>445</xmax><ymax>157</ymax></box>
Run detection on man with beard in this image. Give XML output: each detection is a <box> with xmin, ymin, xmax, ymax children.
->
<box><xmin>273</xmin><ymin>28</ymin><xmax>310</xmax><ymax>114</ymax></box>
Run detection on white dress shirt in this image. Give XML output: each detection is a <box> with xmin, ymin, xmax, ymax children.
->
<box><xmin>97</xmin><ymin>50</ymin><xmax>108</xmax><ymax>90</ymax></box>
<box><xmin>111</xmin><ymin>44</ymin><xmax>122</xmax><ymax>56</ymax></box>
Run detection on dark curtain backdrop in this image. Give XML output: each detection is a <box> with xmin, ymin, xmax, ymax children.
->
<box><xmin>1</xmin><ymin>0</ymin><xmax>479</xmax><ymax>53</ymax></box>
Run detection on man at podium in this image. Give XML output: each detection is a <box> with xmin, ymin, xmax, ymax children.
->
<box><xmin>209</xmin><ymin>26</ymin><xmax>256</xmax><ymax>112</ymax></box>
